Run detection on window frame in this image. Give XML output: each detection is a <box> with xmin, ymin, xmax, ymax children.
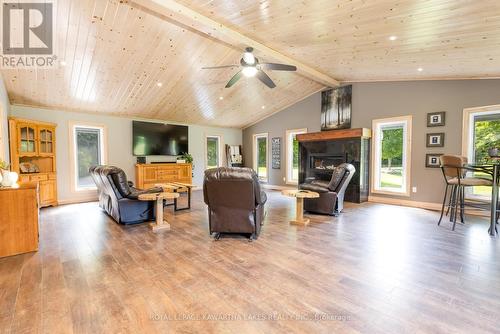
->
<box><xmin>462</xmin><ymin>104</ymin><xmax>500</xmax><ymax>200</ymax></box>
<box><xmin>69</xmin><ymin>121</ymin><xmax>107</xmax><ymax>195</ymax></box>
<box><xmin>205</xmin><ymin>134</ymin><xmax>223</xmax><ymax>169</ymax></box>
<box><xmin>285</xmin><ymin>128</ymin><xmax>307</xmax><ymax>185</ymax></box>
<box><xmin>253</xmin><ymin>132</ymin><xmax>269</xmax><ymax>183</ymax></box>
<box><xmin>371</xmin><ymin>115</ymin><xmax>412</xmax><ymax>197</ymax></box>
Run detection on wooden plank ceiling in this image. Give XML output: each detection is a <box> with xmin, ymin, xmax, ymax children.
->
<box><xmin>176</xmin><ymin>0</ymin><xmax>500</xmax><ymax>82</ymax></box>
<box><xmin>2</xmin><ymin>0</ymin><xmax>500</xmax><ymax>128</ymax></box>
<box><xmin>0</xmin><ymin>0</ymin><xmax>323</xmax><ymax>128</ymax></box>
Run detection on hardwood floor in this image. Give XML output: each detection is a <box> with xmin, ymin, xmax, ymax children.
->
<box><xmin>1</xmin><ymin>191</ymin><xmax>499</xmax><ymax>333</ymax></box>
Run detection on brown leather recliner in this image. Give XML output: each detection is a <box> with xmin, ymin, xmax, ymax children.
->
<box><xmin>299</xmin><ymin>163</ymin><xmax>356</xmax><ymax>216</ymax></box>
<box><xmin>203</xmin><ymin>167</ymin><xmax>267</xmax><ymax>239</ymax></box>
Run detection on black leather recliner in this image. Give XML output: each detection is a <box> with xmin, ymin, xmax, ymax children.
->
<box><xmin>299</xmin><ymin>163</ymin><xmax>355</xmax><ymax>215</ymax></box>
<box><xmin>89</xmin><ymin>165</ymin><xmax>162</xmax><ymax>224</ymax></box>
<box><xmin>203</xmin><ymin>167</ymin><xmax>267</xmax><ymax>239</ymax></box>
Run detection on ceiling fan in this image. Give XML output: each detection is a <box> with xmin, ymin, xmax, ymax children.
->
<box><xmin>202</xmin><ymin>47</ymin><xmax>297</xmax><ymax>89</ymax></box>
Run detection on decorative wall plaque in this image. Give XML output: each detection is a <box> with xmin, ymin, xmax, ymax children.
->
<box><xmin>271</xmin><ymin>137</ymin><xmax>281</xmax><ymax>169</ymax></box>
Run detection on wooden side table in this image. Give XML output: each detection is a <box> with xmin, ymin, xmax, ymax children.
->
<box><xmin>138</xmin><ymin>192</ymin><xmax>179</xmax><ymax>232</ymax></box>
<box><xmin>155</xmin><ymin>182</ymin><xmax>194</xmax><ymax>211</ymax></box>
<box><xmin>281</xmin><ymin>189</ymin><xmax>320</xmax><ymax>226</ymax></box>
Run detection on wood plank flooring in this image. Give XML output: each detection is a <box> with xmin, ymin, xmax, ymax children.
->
<box><xmin>1</xmin><ymin>190</ymin><xmax>499</xmax><ymax>333</ymax></box>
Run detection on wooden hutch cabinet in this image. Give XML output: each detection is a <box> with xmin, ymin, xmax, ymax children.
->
<box><xmin>9</xmin><ymin>117</ymin><xmax>58</xmax><ymax>207</ymax></box>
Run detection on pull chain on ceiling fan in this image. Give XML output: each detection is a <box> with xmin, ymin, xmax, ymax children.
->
<box><xmin>202</xmin><ymin>47</ymin><xmax>297</xmax><ymax>89</ymax></box>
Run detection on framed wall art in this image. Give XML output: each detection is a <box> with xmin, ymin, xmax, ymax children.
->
<box><xmin>271</xmin><ymin>137</ymin><xmax>281</xmax><ymax>169</ymax></box>
<box><xmin>425</xmin><ymin>153</ymin><xmax>442</xmax><ymax>168</ymax></box>
<box><xmin>426</xmin><ymin>133</ymin><xmax>445</xmax><ymax>147</ymax></box>
<box><xmin>321</xmin><ymin>85</ymin><xmax>352</xmax><ymax>130</ymax></box>
<box><xmin>427</xmin><ymin>111</ymin><xmax>446</xmax><ymax>127</ymax></box>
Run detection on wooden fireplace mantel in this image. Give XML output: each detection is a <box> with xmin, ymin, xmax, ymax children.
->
<box><xmin>296</xmin><ymin>128</ymin><xmax>371</xmax><ymax>142</ymax></box>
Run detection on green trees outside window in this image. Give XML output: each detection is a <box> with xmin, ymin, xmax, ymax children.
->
<box><xmin>472</xmin><ymin>117</ymin><xmax>500</xmax><ymax>196</ymax></box>
<box><xmin>206</xmin><ymin>137</ymin><xmax>219</xmax><ymax>169</ymax></box>
<box><xmin>380</xmin><ymin>126</ymin><xmax>404</xmax><ymax>189</ymax></box>
<box><xmin>76</xmin><ymin>128</ymin><xmax>101</xmax><ymax>188</ymax></box>
<box><xmin>474</xmin><ymin>118</ymin><xmax>500</xmax><ymax>163</ymax></box>
<box><xmin>257</xmin><ymin>137</ymin><xmax>267</xmax><ymax>179</ymax></box>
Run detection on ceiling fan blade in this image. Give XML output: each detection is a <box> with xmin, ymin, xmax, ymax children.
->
<box><xmin>225</xmin><ymin>70</ymin><xmax>243</xmax><ymax>88</ymax></box>
<box><xmin>256</xmin><ymin>70</ymin><xmax>276</xmax><ymax>88</ymax></box>
<box><xmin>202</xmin><ymin>65</ymin><xmax>238</xmax><ymax>70</ymax></box>
<box><xmin>260</xmin><ymin>63</ymin><xmax>297</xmax><ymax>71</ymax></box>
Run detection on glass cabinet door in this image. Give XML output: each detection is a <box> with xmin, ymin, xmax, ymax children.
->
<box><xmin>19</xmin><ymin>125</ymin><xmax>36</xmax><ymax>154</ymax></box>
<box><xmin>39</xmin><ymin>128</ymin><xmax>54</xmax><ymax>154</ymax></box>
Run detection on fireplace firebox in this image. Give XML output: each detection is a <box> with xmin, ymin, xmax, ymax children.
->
<box><xmin>310</xmin><ymin>154</ymin><xmax>346</xmax><ymax>171</ymax></box>
<box><xmin>297</xmin><ymin>128</ymin><xmax>371</xmax><ymax>203</ymax></box>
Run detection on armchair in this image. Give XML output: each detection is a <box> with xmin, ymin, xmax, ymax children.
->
<box><xmin>203</xmin><ymin>167</ymin><xmax>267</xmax><ymax>239</ymax></box>
<box><xmin>299</xmin><ymin>163</ymin><xmax>355</xmax><ymax>215</ymax></box>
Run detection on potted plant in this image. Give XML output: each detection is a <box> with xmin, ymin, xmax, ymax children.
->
<box><xmin>178</xmin><ymin>153</ymin><xmax>194</xmax><ymax>178</ymax></box>
<box><xmin>178</xmin><ymin>152</ymin><xmax>193</xmax><ymax>164</ymax></box>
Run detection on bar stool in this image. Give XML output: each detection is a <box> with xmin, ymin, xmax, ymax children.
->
<box><xmin>438</xmin><ymin>155</ymin><xmax>493</xmax><ymax>230</ymax></box>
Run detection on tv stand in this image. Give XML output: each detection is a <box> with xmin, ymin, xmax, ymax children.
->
<box><xmin>135</xmin><ymin>163</ymin><xmax>192</xmax><ymax>189</ymax></box>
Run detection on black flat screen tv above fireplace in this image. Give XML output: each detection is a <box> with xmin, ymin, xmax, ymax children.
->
<box><xmin>132</xmin><ymin>121</ymin><xmax>188</xmax><ymax>156</ymax></box>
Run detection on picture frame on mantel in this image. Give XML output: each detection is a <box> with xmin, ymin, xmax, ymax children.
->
<box><xmin>427</xmin><ymin>111</ymin><xmax>446</xmax><ymax>127</ymax></box>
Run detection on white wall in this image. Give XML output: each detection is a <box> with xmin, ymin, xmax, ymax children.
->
<box><xmin>9</xmin><ymin>105</ymin><xmax>242</xmax><ymax>203</ymax></box>
<box><xmin>0</xmin><ymin>75</ymin><xmax>10</xmax><ymax>163</ymax></box>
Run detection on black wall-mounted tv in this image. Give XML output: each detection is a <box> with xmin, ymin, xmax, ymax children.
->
<box><xmin>132</xmin><ymin>121</ymin><xmax>189</xmax><ymax>156</ymax></box>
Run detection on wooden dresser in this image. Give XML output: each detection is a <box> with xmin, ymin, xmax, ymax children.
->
<box><xmin>9</xmin><ymin>117</ymin><xmax>58</xmax><ymax>207</ymax></box>
<box><xmin>135</xmin><ymin>163</ymin><xmax>192</xmax><ymax>189</ymax></box>
<box><xmin>0</xmin><ymin>183</ymin><xmax>39</xmax><ymax>258</ymax></box>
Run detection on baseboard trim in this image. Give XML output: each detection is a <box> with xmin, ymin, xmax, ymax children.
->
<box><xmin>261</xmin><ymin>184</ymin><xmax>296</xmax><ymax>191</ymax></box>
<box><xmin>368</xmin><ymin>195</ymin><xmax>490</xmax><ymax>217</ymax></box>
<box><xmin>58</xmin><ymin>196</ymin><xmax>98</xmax><ymax>205</ymax></box>
<box><xmin>368</xmin><ymin>196</ymin><xmax>441</xmax><ymax>211</ymax></box>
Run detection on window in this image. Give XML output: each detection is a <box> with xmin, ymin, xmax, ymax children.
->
<box><xmin>70</xmin><ymin>122</ymin><xmax>106</xmax><ymax>192</ymax></box>
<box><xmin>286</xmin><ymin>128</ymin><xmax>307</xmax><ymax>184</ymax></box>
<box><xmin>206</xmin><ymin>135</ymin><xmax>222</xmax><ymax>169</ymax></box>
<box><xmin>372</xmin><ymin>116</ymin><xmax>412</xmax><ymax>196</ymax></box>
<box><xmin>253</xmin><ymin>133</ymin><xmax>268</xmax><ymax>182</ymax></box>
<box><xmin>463</xmin><ymin>105</ymin><xmax>500</xmax><ymax>198</ymax></box>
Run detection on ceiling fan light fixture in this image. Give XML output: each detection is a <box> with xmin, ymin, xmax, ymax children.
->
<box><xmin>242</xmin><ymin>66</ymin><xmax>258</xmax><ymax>77</ymax></box>
<box><xmin>243</xmin><ymin>51</ymin><xmax>256</xmax><ymax>65</ymax></box>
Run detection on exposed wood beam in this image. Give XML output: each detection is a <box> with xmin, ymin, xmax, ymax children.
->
<box><xmin>130</xmin><ymin>0</ymin><xmax>339</xmax><ymax>87</ymax></box>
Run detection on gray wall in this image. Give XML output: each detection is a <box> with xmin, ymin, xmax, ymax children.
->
<box><xmin>243</xmin><ymin>79</ymin><xmax>500</xmax><ymax>204</ymax></box>
<box><xmin>10</xmin><ymin>105</ymin><xmax>242</xmax><ymax>203</ymax></box>
<box><xmin>0</xmin><ymin>75</ymin><xmax>10</xmax><ymax>163</ymax></box>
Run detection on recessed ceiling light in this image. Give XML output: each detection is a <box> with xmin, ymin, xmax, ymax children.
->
<box><xmin>389</xmin><ymin>35</ymin><xmax>397</xmax><ymax>41</ymax></box>
<box><xmin>261</xmin><ymin>105</ymin><xmax>266</xmax><ymax>109</ymax></box>
<box><xmin>417</xmin><ymin>67</ymin><xmax>423</xmax><ymax>72</ymax></box>
<box><xmin>60</xmin><ymin>60</ymin><xmax>67</xmax><ymax>66</ymax></box>
<box><xmin>156</xmin><ymin>82</ymin><xmax>163</xmax><ymax>87</ymax></box>
<box><xmin>219</xmin><ymin>96</ymin><xmax>224</xmax><ymax>100</ymax></box>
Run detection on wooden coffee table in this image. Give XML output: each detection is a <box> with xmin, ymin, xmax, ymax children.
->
<box><xmin>138</xmin><ymin>192</ymin><xmax>179</xmax><ymax>232</ymax></box>
<box><xmin>281</xmin><ymin>189</ymin><xmax>320</xmax><ymax>226</ymax></box>
<box><xmin>155</xmin><ymin>182</ymin><xmax>194</xmax><ymax>211</ymax></box>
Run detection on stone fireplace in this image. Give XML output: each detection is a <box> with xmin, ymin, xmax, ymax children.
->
<box><xmin>296</xmin><ymin>128</ymin><xmax>371</xmax><ymax>203</ymax></box>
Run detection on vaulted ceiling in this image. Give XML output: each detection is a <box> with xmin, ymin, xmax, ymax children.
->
<box><xmin>1</xmin><ymin>0</ymin><xmax>500</xmax><ymax>128</ymax></box>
